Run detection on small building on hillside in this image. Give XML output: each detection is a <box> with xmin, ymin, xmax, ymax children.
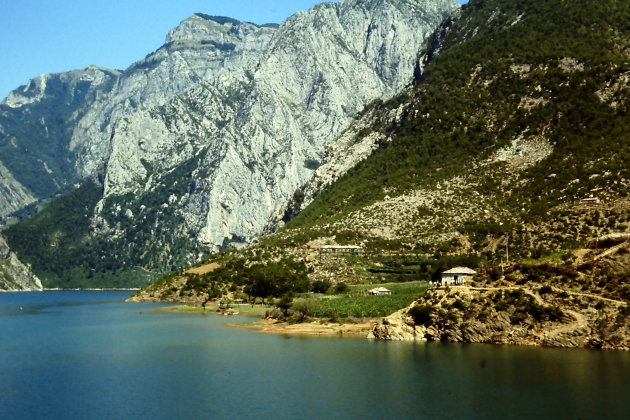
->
<box><xmin>320</xmin><ymin>245</ymin><xmax>363</xmax><ymax>255</ymax></box>
<box><xmin>368</xmin><ymin>287</ymin><xmax>392</xmax><ymax>296</ymax></box>
<box><xmin>439</xmin><ymin>267</ymin><xmax>477</xmax><ymax>286</ymax></box>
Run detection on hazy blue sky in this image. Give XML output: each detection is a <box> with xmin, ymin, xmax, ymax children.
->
<box><xmin>0</xmin><ymin>0</ymin><xmax>467</xmax><ymax>99</ymax></box>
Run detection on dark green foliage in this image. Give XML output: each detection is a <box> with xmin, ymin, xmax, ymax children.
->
<box><xmin>2</xmin><ymin>180</ymin><xmax>154</xmax><ymax>288</ymax></box>
<box><xmin>244</xmin><ymin>259</ymin><xmax>310</xmax><ymax>299</ymax></box>
<box><xmin>409</xmin><ymin>304</ymin><xmax>435</xmax><ymax>326</ymax></box>
<box><xmin>276</xmin><ymin>293</ymin><xmax>294</xmax><ymax>315</ymax></box>
<box><xmin>0</xmin><ymin>74</ymin><xmax>115</xmax><ymax>199</ymax></box>
<box><xmin>311</xmin><ymin>279</ymin><xmax>332</xmax><ymax>294</ymax></box>
<box><xmin>304</xmin><ymin>159</ymin><xmax>320</xmax><ymax>170</ymax></box>
<box><xmin>175</xmin><ymin>252</ymin><xmax>310</xmax><ymax>302</ymax></box>
<box><xmin>3</xmin><ymin>153</ymin><xmax>211</xmax><ymax>288</ymax></box>
<box><xmin>334</xmin><ymin>282</ymin><xmax>349</xmax><ymax>294</ymax></box>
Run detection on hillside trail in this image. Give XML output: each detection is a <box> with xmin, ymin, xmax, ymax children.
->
<box><xmin>544</xmin><ymin>308</ymin><xmax>589</xmax><ymax>343</ymax></box>
<box><xmin>468</xmin><ymin>286</ymin><xmax>544</xmax><ymax>304</ymax></box>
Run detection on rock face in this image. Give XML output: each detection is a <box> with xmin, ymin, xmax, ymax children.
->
<box><xmin>70</xmin><ymin>15</ymin><xmax>278</xmax><ymax>179</ymax></box>
<box><xmin>370</xmin><ymin>286</ymin><xmax>629</xmax><ymax>351</ymax></box>
<box><xmin>0</xmin><ymin>14</ymin><xmax>277</xmax><ymax>221</ymax></box>
<box><xmin>0</xmin><ymin>236</ymin><xmax>42</xmax><ymax>291</ymax></box>
<box><xmin>0</xmin><ymin>0</ymin><xmax>458</xmax><ymax>282</ymax></box>
<box><xmin>97</xmin><ymin>0</ymin><xmax>458</xmax><ymax>253</ymax></box>
<box><xmin>0</xmin><ymin>66</ymin><xmax>119</xmax><ymax>219</ymax></box>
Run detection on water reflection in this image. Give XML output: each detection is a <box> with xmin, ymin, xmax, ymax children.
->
<box><xmin>1</xmin><ymin>291</ymin><xmax>628</xmax><ymax>420</ymax></box>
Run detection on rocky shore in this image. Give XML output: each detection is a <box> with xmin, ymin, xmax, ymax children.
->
<box><xmin>369</xmin><ymin>286</ymin><xmax>629</xmax><ymax>351</ymax></box>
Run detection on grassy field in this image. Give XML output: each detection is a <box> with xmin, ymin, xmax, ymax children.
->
<box><xmin>296</xmin><ymin>281</ymin><xmax>428</xmax><ymax>319</ymax></box>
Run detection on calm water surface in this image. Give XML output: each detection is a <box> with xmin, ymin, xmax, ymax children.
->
<box><xmin>0</xmin><ymin>291</ymin><xmax>628</xmax><ymax>420</ymax></box>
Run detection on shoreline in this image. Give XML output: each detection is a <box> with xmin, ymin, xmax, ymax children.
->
<box><xmin>1</xmin><ymin>288</ymin><xmax>141</xmax><ymax>292</ymax></box>
<box><xmin>153</xmin><ymin>304</ymin><xmax>375</xmax><ymax>337</ymax></box>
<box><xmin>228</xmin><ymin>318</ymin><xmax>375</xmax><ymax>338</ymax></box>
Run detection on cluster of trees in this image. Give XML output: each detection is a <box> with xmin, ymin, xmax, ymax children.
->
<box><xmin>178</xmin><ymin>255</ymin><xmax>310</xmax><ymax>303</ymax></box>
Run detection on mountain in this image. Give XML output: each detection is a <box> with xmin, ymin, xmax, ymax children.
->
<box><xmin>0</xmin><ymin>235</ymin><xmax>42</xmax><ymax>291</ymax></box>
<box><xmin>0</xmin><ymin>66</ymin><xmax>119</xmax><ymax>220</ymax></box>
<box><xmin>0</xmin><ymin>16</ymin><xmax>277</xmax><ymax>223</ymax></box>
<box><xmin>134</xmin><ymin>0</ymin><xmax>629</xmax><ymax>349</ymax></box>
<box><xmin>2</xmin><ymin>0</ymin><xmax>458</xmax><ymax>288</ymax></box>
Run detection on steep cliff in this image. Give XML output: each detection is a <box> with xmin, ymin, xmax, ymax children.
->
<box><xmin>70</xmin><ymin>15</ymin><xmax>277</xmax><ymax>179</ymax></box>
<box><xmin>0</xmin><ymin>236</ymin><xmax>42</xmax><ymax>291</ymax></box>
<box><xmin>0</xmin><ymin>15</ymin><xmax>277</xmax><ymax>221</ymax></box>
<box><xmin>97</xmin><ymin>0</ymin><xmax>458</xmax><ymax>250</ymax></box>
<box><xmin>0</xmin><ymin>66</ymin><xmax>119</xmax><ymax>219</ymax></box>
<box><xmin>4</xmin><ymin>0</ymin><xmax>458</xmax><ymax>287</ymax></box>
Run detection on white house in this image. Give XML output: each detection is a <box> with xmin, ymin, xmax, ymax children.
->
<box><xmin>439</xmin><ymin>267</ymin><xmax>477</xmax><ymax>286</ymax></box>
<box><xmin>368</xmin><ymin>287</ymin><xmax>392</xmax><ymax>296</ymax></box>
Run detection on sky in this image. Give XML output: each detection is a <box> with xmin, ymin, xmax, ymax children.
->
<box><xmin>0</xmin><ymin>0</ymin><xmax>468</xmax><ymax>100</ymax></box>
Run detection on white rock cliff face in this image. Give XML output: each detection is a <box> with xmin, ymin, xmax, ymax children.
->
<box><xmin>70</xmin><ymin>15</ymin><xmax>277</xmax><ymax>179</ymax></box>
<box><xmin>0</xmin><ymin>66</ymin><xmax>120</xmax><ymax>219</ymax></box>
<box><xmin>98</xmin><ymin>0</ymin><xmax>459</xmax><ymax>251</ymax></box>
<box><xmin>0</xmin><ymin>16</ymin><xmax>276</xmax><ymax>221</ymax></box>
<box><xmin>0</xmin><ymin>235</ymin><xmax>42</xmax><ymax>291</ymax></box>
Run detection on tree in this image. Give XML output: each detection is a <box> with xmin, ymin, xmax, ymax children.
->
<box><xmin>276</xmin><ymin>293</ymin><xmax>294</xmax><ymax>316</ymax></box>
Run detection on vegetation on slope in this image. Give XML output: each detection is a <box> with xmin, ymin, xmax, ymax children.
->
<box><xmin>288</xmin><ymin>0</ymin><xmax>629</xmax><ymax>241</ymax></box>
<box><xmin>3</xmin><ymin>155</ymin><xmax>211</xmax><ymax>288</ymax></box>
<box><xmin>137</xmin><ymin>0</ymin><xmax>629</xmax><ymax>336</ymax></box>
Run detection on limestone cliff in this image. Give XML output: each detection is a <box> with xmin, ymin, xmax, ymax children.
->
<box><xmin>97</xmin><ymin>0</ymin><xmax>458</xmax><ymax>254</ymax></box>
<box><xmin>0</xmin><ymin>66</ymin><xmax>119</xmax><ymax>219</ymax></box>
<box><xmin>1</xmin><ymin>0</ymin><xmax>459</xmax><ymax>286</ymax></box>
<box><xmin>0</xmin><ymin>236</ymin><xmax>42</xmax><ymax>291</ymax></box>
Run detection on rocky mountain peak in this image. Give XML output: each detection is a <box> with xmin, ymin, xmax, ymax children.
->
<box><xmin>165</xmin><ymin>13</ymin><xmax>277</xmax><ymax>46</ymax></box>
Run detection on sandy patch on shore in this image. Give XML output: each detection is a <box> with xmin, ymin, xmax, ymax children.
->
<box><xmin>228</xmin><ymin>318</ymin><xmax>375</xmax><ymax>338</ymax></box>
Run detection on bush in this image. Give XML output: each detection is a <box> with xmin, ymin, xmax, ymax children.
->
<box><xmin>334</xmin><ymin>282</ymin><xmax>349</xmax><ymax>294</ymax></box>
<box><xmin>312</xmin><ymin>279</ymin><xmax>332</xmax><ymax>294</ymax></box>
<box><xmin>408</xmin><ymin>304</ymin><xmax>434</xmax><ymax>326</ymax></box>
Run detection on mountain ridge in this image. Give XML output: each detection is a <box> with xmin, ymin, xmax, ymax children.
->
<box><xmin>2</xmin><ymin>0</ymin><xmax>459</xmax><ymax>289</ymax></box>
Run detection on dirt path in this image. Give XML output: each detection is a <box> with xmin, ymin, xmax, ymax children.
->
<box><xmin>469</xmin><ymin>286</ymin><xmax>544</xmax><ymax>305</ymax></box>
<box><xmin>555</xmin><ymin>288</ymin><xmax>627</xmax><ymax>306</ymax></box>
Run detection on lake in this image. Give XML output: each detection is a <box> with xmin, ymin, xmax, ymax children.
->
<box><xmin>0</xmin><ymin>291</ymin><xmax>628</xmax><ymax>419</ymax></box>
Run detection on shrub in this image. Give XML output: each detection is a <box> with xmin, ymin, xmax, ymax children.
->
<box><xmin>408</xmin><ymin>304</ymin><xmax>434</xmax><ymax>326</ymax></box>
<box><xmin>312</xmin><ymin>279</ymin><xmax>332</xmax><ymax>294</ymax></box>
<box><xmin>334</xmin><ymin>282</ymin><xmax>349</xmax><ymax>294</ymax></box>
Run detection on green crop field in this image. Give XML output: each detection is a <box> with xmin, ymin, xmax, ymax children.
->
<box><xmin>296</xmin><ymin>281</ymin><xmax>428</xmax><ymax>319</ymax></box>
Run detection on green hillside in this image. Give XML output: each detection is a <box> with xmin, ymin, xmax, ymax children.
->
<box><xmin>133</xmin><ymin>0</ymin><xmax>629</xmax><ymax>347</ymax></box>
<box><xmin>286</xmin><ymin>0</ymin><xmax>629</xmax><ymax>254</ymax></box>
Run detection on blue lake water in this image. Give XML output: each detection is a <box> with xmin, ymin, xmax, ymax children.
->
<box><xmin>0</xmin><ymin>291</ymin><xmax>628</xmax><ymax>420</ymax></box>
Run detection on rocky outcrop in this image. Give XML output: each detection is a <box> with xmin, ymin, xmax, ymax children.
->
<box><xmin>370</xmin><ymin>286</ymin><xmax>630</xmax><ymax>350</ymax></box>
<box><xmin>70</xmin><ymin>15</ymin><xmax>277</xmax><ymax>179</ymax></box>
<box><xmin>97</xmin><ymin>0</ymin><xmax>459</xmax><ymax>253</ymax></box>
<box><xmin>0</xmin><ymin>65</ymin><xmax>119</xmax><ymax>218</ymax></box>
<box><xmin>0</xmin><ymin>15</ymin><xmax>277</xmax><ymax>220</ymax></box>
<box><xmin>0</xmin><ymin>235</ymin><xmax>42</xmax><ymax>291</ymax></box>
